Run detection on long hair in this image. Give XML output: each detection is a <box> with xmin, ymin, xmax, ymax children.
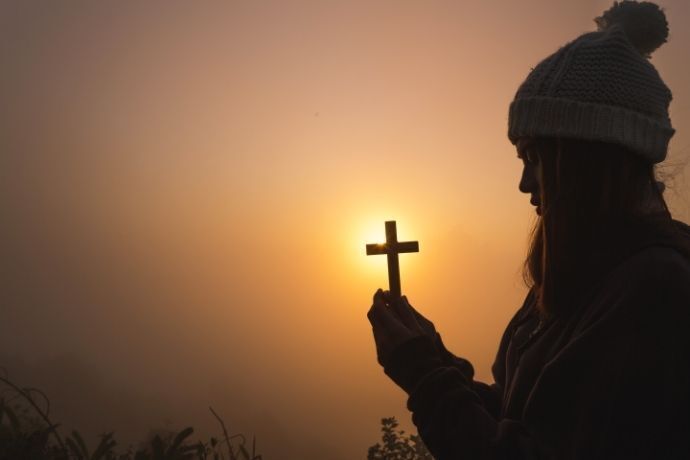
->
<box><xmin>524</xmin><ymin>139</ymin><xmax>670</xmax><ymax>316</ymax></box>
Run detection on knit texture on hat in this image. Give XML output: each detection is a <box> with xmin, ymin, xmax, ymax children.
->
<box><xmin>508</xmin><ymin>1</ymin><xmax>674</xmax><ymax>163</ymax></box>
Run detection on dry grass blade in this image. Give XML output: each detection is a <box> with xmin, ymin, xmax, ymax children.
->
<box><xmin>90</xmin><ymin>432</ymin><xmax>116</xmax><ymax>460</ymax></box>
<box><xmin>209</xmin><ymin>406</ymin><xmax>236</xmax><ymax>460</ymax></box>
<box><xmin>72</xmin><ymin>429</ymin><xmax>89</xmax><ymax>457</ymax></box>
<box><xmin>66</xmin><ymin>437</ymin><xmax>84</xmax><ymax>459</ymax></box>
<box><xmin>0</xmin><ymin>375</ymin><xmax>66</xmax><ymax>451</ymax></box>
<box><xmin>0</xmin><ymin>401</ymin><xmax>21</xmax><ymax>435</ymax></box>
<box><xmin>24</xmin><ymin>387</ymin><xmax>51</xmax><ymax>416</ymax></box>
<box><xmin>167</xmin><ymin>426</ymin><xmax>194</xmax><ymax>456</ymax></box>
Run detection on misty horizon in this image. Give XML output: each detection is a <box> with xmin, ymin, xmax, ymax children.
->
<box><xmin>2</xmin><ymin>1</ymin><xmax>689</xmax><ymax>458</ymax></box>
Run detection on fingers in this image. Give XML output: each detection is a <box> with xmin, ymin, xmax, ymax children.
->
<box><xmin>368</xmin><ymin>290</ymin><xmax>425</xmax><ymax>334</ymax></box>
<box><xmin>367</xmin><ymin>290</ymin><xmax>416</xmax><ymax>364</ymax></box>
<box><xmin>371</xmin><ymin>288</ymin><xmax>384</xmax><ymax>305</ymax></box>
<box><xmin>408</xmin><ymin>301</ymin><xmax>436</xmax><ymax>329</ymax></box>
<box><xmin>391</xmin><ymin>296</ymin><xmax>424</xmax><ymax>334</ymax></box>
<box><xmin>373</xmin><ymin>289</ymin><xmax>393</xmax><ymax>305</ymax></box>
<box><xmin>367</xmin><ymin>289</ymin><xmax>400</xmax><ymax>330</ymax></box>
<box><xmin>400</xmin><ymin>296</ymin><xmax>439</xmax><ymax>343</ymax></box>
<box><xmin>366</xmin><ymin>290</ymin><xmax>441</xmax><ymax>367</ymax></box>
<box><xmin>367</xmin><ymin>289</ymin><xmax>385</xmax><ymax>325</ymax></box>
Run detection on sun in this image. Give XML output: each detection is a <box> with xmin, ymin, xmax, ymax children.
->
<box><xmin>331</xmin><ymin>202</ymin><xmax>426</xmax><ymax>290</ymax></box>
<box><xmin>362</xmin><ymin>224</ymin><xmax>387</xmax><ymax>248</ymax></box>
<box><xmin>357</xmin><ymin>221</ymin><xmax>387</xmax><ymax>261</ymax></box>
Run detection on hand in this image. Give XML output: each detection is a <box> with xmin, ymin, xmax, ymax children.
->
<box><xmin>403</xmin><ymin>296</ymin><xmax>439</xmax><ymax>345</ymax></box>
<box><xmin>367</xmin><ymin>289</ymin><xmax>436</xmax><ymax>364</ymax></box>
<box><xmin>404</xmin><ymin>298</ymin><xmax>468</xmax><ymax>371</ymax></box>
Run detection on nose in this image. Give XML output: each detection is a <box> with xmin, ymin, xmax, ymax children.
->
<box><xmin>519</xmin><ymin>163</ymin><xmax>538</xmax><ymax>195</ymax></box>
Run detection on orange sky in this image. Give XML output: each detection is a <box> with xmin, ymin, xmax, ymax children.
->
<box><xmin>1</xmin><ymin>1</ymin><xmax>689</xmax><ymax>458</ymax></box>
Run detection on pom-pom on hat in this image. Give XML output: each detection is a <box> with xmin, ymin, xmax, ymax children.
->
<box><xmin>508</xmin><ymin>1</ymin><xmax>674</xmax><ymax>163</ymax></box>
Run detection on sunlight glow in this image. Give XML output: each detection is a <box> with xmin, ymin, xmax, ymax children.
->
<box><xmin>348</xmin><ymin>216</ymin><xmax>424</xmax><ymax>287</ymax></box>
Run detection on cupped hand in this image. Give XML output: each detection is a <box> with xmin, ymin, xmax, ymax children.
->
<box><xmin>400</xmin><ymin>295</ymin><xmax>439</xmax><ymax>344</ymax></box>
<box><xmin>367</xmin><ymin>289</ymin><xmax>438</xmax><ymax>364</ymax></box>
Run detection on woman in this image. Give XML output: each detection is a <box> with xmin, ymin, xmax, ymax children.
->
<box><xmin>367</xmin><ymin>2</ymin><xmax>690</xmax><ymax>458</ymax></box>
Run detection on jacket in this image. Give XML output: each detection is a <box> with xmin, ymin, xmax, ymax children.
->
<box><xmin>383</xmin><ymin>219</ymin><xmax>690</xmax><ymax>459</ymax></box>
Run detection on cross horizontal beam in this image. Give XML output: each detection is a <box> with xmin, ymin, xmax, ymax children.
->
<box><xmin>366</xmin><ymin>241</ymin><xmax>419</xmax><ymax>255</ymax></box>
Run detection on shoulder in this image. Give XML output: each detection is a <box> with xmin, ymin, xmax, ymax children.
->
<box><xmin>604</xmin><ymin>215</ymin><xmax>690</xmax><ymax>285</ymax></box>
<box><xmin>612</xmin><ymin>245</ymin><xmax>690</xmax><ymax>292</ymax></box>
<box><xmin>586</xmin><ymin>245</ymin><xmax>690</xmax><ymax>329</ymax></box>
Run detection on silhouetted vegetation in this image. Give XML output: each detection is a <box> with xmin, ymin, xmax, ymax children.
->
<box><xmin>367</xmin><ymin>417</ymin><xmax>432</xmax><ymax>460</ymax></box>
<box><xmin>0</xmin><ymin>373</ymin><xmax>261</xmax><ymax>460</ymax></box>
<box><xmin>2</xmin><ymin>372</ymin><xmax>433</xmax><ymax>459</ymax></box>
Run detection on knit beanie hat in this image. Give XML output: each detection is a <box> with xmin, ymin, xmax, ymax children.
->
<box><xmin>508</xmin><ymin>1</ymin><xmax>674</xmax><ymax>163</ymax></box>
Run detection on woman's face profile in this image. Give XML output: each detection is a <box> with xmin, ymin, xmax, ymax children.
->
<box><xmin>516</xmin><ymin>138</ymin><xmax>542</xmax><ymax>215</ymax></box>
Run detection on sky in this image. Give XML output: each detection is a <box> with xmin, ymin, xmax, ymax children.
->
<box><xmin>1</xmin><ymin>1</ymin><xmax>689</xmax><ymax>458</ymax></box>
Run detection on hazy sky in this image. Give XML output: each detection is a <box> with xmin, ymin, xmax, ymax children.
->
<box><xmin>1</xmin><ymin>1</ymin><xmax>689</xmax><ymax>458</ymax></box>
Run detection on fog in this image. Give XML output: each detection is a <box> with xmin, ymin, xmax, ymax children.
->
<box><xmin>1</xmin><ymin>1</ymin><xmax>689</xmax><ymax>458</ymax></box>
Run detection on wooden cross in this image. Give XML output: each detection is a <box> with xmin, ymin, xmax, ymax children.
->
<box><xmin>366</xmin><ymin>221</ymin><xmax>419</xmax><ymax>300</ymax></box>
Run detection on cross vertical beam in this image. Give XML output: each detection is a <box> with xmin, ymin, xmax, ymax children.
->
<box><xmin>366</xmin><ymin>220</ymin><xmax>419</xmax><ymax>300</ymax></box>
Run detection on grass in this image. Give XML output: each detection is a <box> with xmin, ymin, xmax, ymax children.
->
<box><xmin>0</xmin><ymin>372</ymin><xmax>262</xmax><ymax>460</ymax></box>
<box><xmin>2</xmin><ymin>371</ymin><xmax>433</xmax><ymax>459</ymax></box>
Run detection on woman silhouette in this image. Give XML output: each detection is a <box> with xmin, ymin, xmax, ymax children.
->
<box><xmin>367</xmin><ymin>2</ymin><xmax>690</xmax><ymax>459</ymax></box>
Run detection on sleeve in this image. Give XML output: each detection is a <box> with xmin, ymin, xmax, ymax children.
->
<box><xmin>380</xmin><ymin>293</ymin><xmax>542</xmax><ymax>460</ymax></box>
<box><xmin>383</xmin><ymin>338</ymin><xmax>542</xmax><ymax>460</ymax></box>
<box><xmin>383</xmin><ymin>251</ymin><xmax>690</xmax><ymax>459</ymax></box>
<box><xmin>436</xmin><ymin>333</ymin><xmax>503</xmax><ymax>419</ymax></box>
<box><xmin>381</xmin><ymin>333</ymin><xmax>503</xmax><ymax>418</ymax></box>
